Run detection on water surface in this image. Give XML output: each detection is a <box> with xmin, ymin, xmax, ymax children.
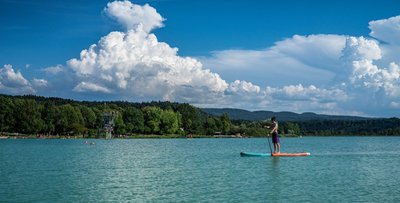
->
<box><xmin>1</xmin><ymin>137</ymin><xmax>400</xmax><ymax>202</ymax></box>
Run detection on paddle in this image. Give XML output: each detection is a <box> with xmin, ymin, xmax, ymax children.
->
<box><xmin>264</xmin><ymin>120</ymin><xmax>273</xmax><ymax>155</ymax></box>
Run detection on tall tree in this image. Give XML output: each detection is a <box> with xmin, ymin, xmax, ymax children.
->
<box><xmin>113</xmin><ymin>112</ymin><xmax>126</xmax><ymax>135</ymax></box>
<box><xmin>160</xmin><ymin>109</ymin><xmax>180</xmax><ymax>134</ymax></box>
<box><xmin>80</xmin><ymin>106</ymin><xmax>97</xmax><ymax>129</ymax></box>
<box><xmin>204</xmin><ymin>116</ymin><xmax>217</xmax><ymax>135</ymax></box>
<box><xmin>176</xmin><ymin>103</ymin><xmax>203</xmax><ymax>134</ymax></box>
<box><xmin>42</xmin><ymin>101</ymin><xmax>58</xmax><ymax>135</ymax></box>
<box><xmin>220</xmin><ymin>113</ymin><xmax>232</xmax><ymax>134</ymax></box>
<box><xmin>56</xmin><ymin>104</ymin><xmax>84</xmax><ymax>135</ymax></box>
<box><xmin>143</xmin><ymin>106</ymin><xmax>162</xmax><ymax>134</ymax></box>
<box><xmin>123</xmin><ymin>107</ymin><xmax>144</xmax><ymax>133</ymax></box>
<box><xmin>13</xmin><ymin>99</ymin><xmax>45</xmax><ymax>134</ymax></box>
<box><xmin>0</xmin><ymin>96</ymin><xmax>14</xmax><ymax>132</ymax></box>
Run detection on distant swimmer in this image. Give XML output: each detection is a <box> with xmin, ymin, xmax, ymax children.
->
<box><xmin>85</xmin><ymin>141</ymin><xmax>95</xmax><ymax>145</ymax></box>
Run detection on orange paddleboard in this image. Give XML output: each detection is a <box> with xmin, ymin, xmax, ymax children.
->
<box><xmin>271</xmin><ymin>152</ymin><xmax>310</xmax><ymax>157</ymax></box>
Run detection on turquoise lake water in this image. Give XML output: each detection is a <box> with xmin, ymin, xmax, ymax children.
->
<box><xmin>1</xmin><ymin>137</ymin><xmax>400</xmax><ymax>202</ymax></box>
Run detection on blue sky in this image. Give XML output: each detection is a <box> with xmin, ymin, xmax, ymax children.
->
<box><xmin>1</xmin><ymin>0</ymin><xmax>400</xmax><ymax>117</ymax></box>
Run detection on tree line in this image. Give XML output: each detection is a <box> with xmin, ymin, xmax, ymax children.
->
<box><xmin>1</xmin><ymin>94</ymin><xmax>399</xmax><ymax>137</ymax></box>
<box><xmin>295</xmin><ymin>118</ymin><xmax>400</xmax><ymax>135</ymax></box>
<box><xmin>230</xmin><ymin>118</ymin><xmax>400</xmax><ymax>136</ymax></box>
<box><xmin>0</xmin><ymin>95</ymin><xmax>233</xmax><ymax>137</ymax></box>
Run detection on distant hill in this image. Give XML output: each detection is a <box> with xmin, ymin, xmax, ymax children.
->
<box><xmin>201</xmin><ymin>108</ymin><xmax>371</xmax><ymax>121</ymax></box>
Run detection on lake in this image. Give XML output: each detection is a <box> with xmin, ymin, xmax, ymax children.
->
<box><xmin>1</xmin><ymin>137</ymin><xmax>400</xmax><ymax>202</ymax></box>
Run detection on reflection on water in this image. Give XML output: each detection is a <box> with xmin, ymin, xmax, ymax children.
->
<box><xmin>269</xmin><ymin>157</ymin><xmax>282</xmax><ymax>202</ymax></box>
<box><xmin>271</xmin><ymin>156</ymin><xmax>280</xmax><ymax>167</ymax></box>
<box><xmin>0</xmin><ymin>137</ymin><xmax>400</xmax><ymax>202</ymax></box>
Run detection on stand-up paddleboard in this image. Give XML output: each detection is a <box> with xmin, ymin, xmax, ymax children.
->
<box><xmin>240</xmin><ymin>152</ymin><xmax>310</xmax><ymax>157</ymax></box>
<box><xmin>271</xmin><ymin>152</ymin><xmax>310</xmax><ymax>157</ymax></box>
<box><xmin>240</xmin><ymin>152</ymin><xmax>270</xmax><ymax>157</ymax></box>
<box><xmin>241</xmin><ymin>130</ymin><xmax>311</xmax><ymax>157</ymax></box>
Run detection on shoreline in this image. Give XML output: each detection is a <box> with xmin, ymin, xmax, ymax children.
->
<box><xmin>1</xmin><ymin>134</ymin><xmax>399</xmax><ymax>140</ymax></box>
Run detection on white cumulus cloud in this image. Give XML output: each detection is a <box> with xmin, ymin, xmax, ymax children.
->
<box><xmin>0</xmin><ymin>64</ymin><xmax>35</xmax><ymax>94</ymax></box>
<box><xmin>342</xmin><ymin>36</ymin><xmax>381</xmax><ymax>61</ymax></box>
<box><xmin>369</xmin><ymin>15</ymin><xmax>400</xmax><ymax>45</ymax></box>
<box><xmin>228</xmin><ymin>80</ymin><xmax>260</xmax><ymax>94</ymax></box>
<box><xmin>262</xmin><ymin>84</ymin><xmax>350</xmax><ymax>115</ymax></box>
<box><xmin>68</xmin><ymin>1</ymin><xmax>228</xmax><ymax>102</ymax></box>
<box><xmin>342</xmin><ymin>36</ymin><xmax>400</xmax><ymax>97</ymax></box>
<box><xmin>104</xmin><ymin>0</ymin><xmax>164</xmax><ymax>33</ymax></box>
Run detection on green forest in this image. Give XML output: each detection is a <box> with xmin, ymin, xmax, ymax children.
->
<box><xmin>0</xmin><ymin>94</ymin><xmax>235</xmax><ymax>138</ymax></box>
<box><xmin>0</xmin><ymin>94</ymin><xmax>400</xmax><ymax>138</ymax></box>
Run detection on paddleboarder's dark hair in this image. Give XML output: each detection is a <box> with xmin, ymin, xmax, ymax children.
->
<box><xmin>271</xmin><ymin>116</ymin><xmax>276</xmax><ymax>121</ymax></box>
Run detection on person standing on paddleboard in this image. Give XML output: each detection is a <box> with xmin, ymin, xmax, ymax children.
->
<box><xmin>267</xmin><ymin>116</ymin><xmax>280</xmax><ymax>154</ymax></box>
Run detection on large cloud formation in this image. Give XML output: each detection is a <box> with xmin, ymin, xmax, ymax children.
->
<box><xmin>1</xmin><ymin>0</ymin><xmax>399</xmax><ymax>116</ymax></box>
<box><xmin>201</xmin><ymin>15</ymin><xmax>400</xmax><ymax>115</ymax></box>
<box><xmin>68</xmin><ymin>0</ymin><xmax>229</xmax><ymax>103</ymax></box>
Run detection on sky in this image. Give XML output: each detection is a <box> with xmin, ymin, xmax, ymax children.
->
<box><xmin>1</xmin><ymin>0</ymin><xmax>400</xmax><ymax>117</ymax></box>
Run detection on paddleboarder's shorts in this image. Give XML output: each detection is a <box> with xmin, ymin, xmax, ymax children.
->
<box><xmin>272</xmin><ymin>132</ymin><xmax>280</xmax><ymax>144</ymax></box>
